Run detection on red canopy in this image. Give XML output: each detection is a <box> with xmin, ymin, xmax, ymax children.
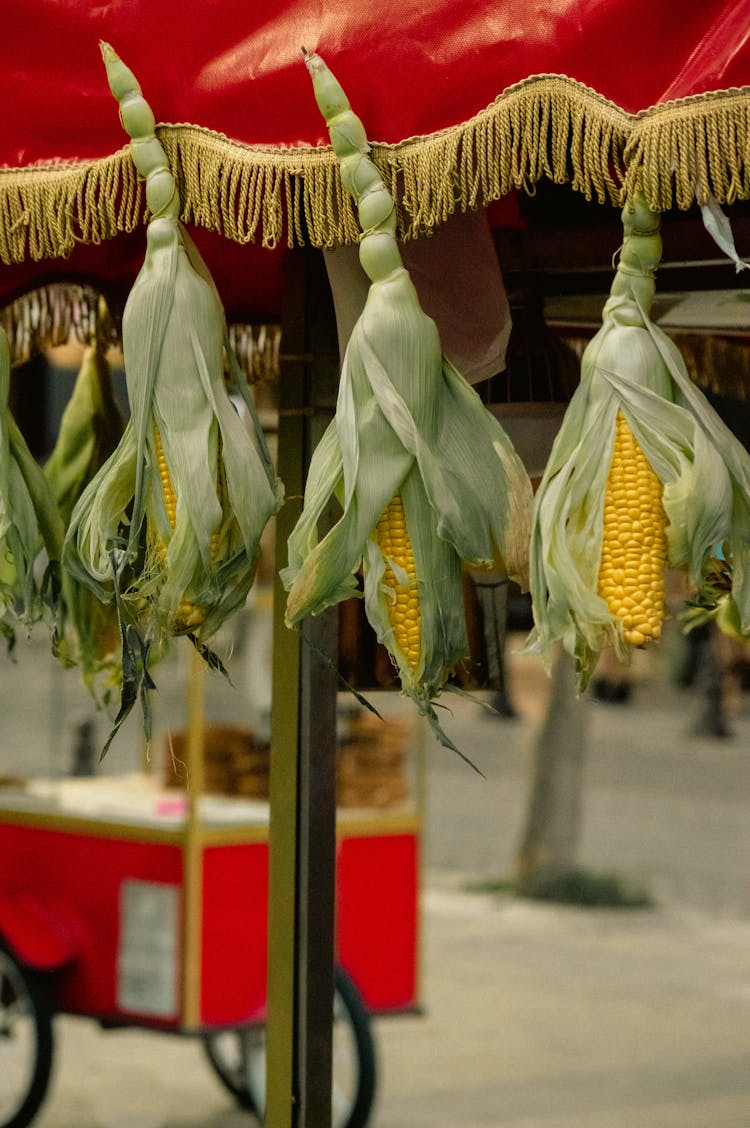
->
<box><xmin>7</xmin><ymin>0</ymin><xmax>750</xmax><ymax>161</ymax></box>
<box><xmin>3</xmin><ymin>0</ymin><xmax>750</xmax><ymax>329</ymax></box>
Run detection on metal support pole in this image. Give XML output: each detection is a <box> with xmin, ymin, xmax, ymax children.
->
<box><xmin>266</xmin><ymin>248</ymin><xmax>340</xmax><ymax>1128</ymax></box>
<box><xmin>182</xmin><ymin>649</ymin><xmax>206</xmax><ymax>1030</ymax></box>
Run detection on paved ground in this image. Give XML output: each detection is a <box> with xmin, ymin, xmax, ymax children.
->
<box><xmin>2</xmin><ymin>629</ymin><xmax>750</xmax><ymax>1127</ymax></box>
<box><xmin>33</xmin><ymin>893</ymin><xmax>750</xmax><ymax>1128</ymax></box>
<box><xmin>422</xmin><ymin>643</ymin><xmax>750</xmax><ymax>920</ymax></box>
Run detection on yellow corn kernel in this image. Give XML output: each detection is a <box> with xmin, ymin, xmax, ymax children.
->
<box><xmin>375</xmin><ymin>492</ymin><xmax>421</xmax><ymax>670</ymax></box>
<box><xmin>152</xmin><ymin>424</ymin><xmax>223</xmax><ymax>633</ymax></box>
<box><xmin>174</xmin><ymin>599</ymin><xmax>207</xmax><ymax>631</ymax></box>
<box><xmin>598</xmin><ymin>412</ymin><xmax>667</xmax><ymax>645</ymax></box>
<box><xmin>153</xmin><ymin>424</ymin><xmax>176</xmax><ymax>531</ymax></box>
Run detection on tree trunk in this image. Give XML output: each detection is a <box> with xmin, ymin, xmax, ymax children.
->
<box><xmin>514</xmin><ymin>645</ymin><xmax>589</xmax><ymax>894</ymax></box>
<box><xmin>690</xmin><ymin>624</ymin><xmax>731</xmax><ymax>738</ymax></box>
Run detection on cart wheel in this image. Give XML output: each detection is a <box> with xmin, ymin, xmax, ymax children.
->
<box><xmin>0</xmin><ymin>946</ymin><xmax>54</xmax><ymax>1128</ymax></box>
<box><xmin>202</xmin><ymin>1025</ymin><xmax>259</xmax><ymax>1115</ymax></box>
<box><xmin>203</xmin><ymin>965</ymin><xmax>376</xmax><ymax>1128</ymax></box>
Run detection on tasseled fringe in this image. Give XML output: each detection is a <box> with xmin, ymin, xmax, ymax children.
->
<box><xmin>160</xmin><ymin>126</ymin><xmax>362</xmax><ymax>249</ymax></box>
<box><xmin>623</xmin><ymin>88</ymin><xmax>750</xmax><ymax>211</ymax></box>
<box><xmin>228</xmin><ymin>321</ymin><xmax>281</xmax><ymax>384</ymax></box>
<box><xmin>0</xmin><ymin>149</ymin><xmax>142</xmax><ymax>264</ymax></box>
<box><xmin>0</xmin><ymin>283</ymin><xmax>116</xmax><ymax>363</ymax></box>
<box><xmin>1</xmin><ymin>76</ymin><xmax>749</xmax><ymax>262</ymax></box>
<box><xmin>0</xmin><ymin>282</ymin><xmax>281</xmax><ymax>382</ymax></box>
<box><xmin>385</xmin><ymin>74</ymin><xmax>629</xmax><ymax>230</ymax></box>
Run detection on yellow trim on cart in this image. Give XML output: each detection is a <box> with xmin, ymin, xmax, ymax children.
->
<box><xmin>0</xmin><ymin>804</ymin><xmax>273</xmax><ymax>846</ymax></box>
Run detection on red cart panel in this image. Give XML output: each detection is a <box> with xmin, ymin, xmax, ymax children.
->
<box><xmin>337</xmin><ymin>831</ymin><xmax>419</xmax><ymax>1014</ymax></box>
<box><xmin>0</xmin><ymin>791</ymin><xmax>420</xmax><ymax>1031</ymax></box>
<box><xmin>0</xmin><ymin>821</ymin><xmax>183</xmax><ymax>1027</ymax></box>
<box><xmin>200</xmin><ymin>841</ymin><xmax>269</xmax><ymax>1026</ymax></box>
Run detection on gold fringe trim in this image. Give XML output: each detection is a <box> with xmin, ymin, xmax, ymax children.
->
<box><xmin>0</xmin><ymin>282</ymin><xmax>281</xmax><ymax>382</ymax></box>
<box><xmin>379</xmin><ymin>74</ymin><xmax>629</xmax><ymax>234</ymax></box>
<box><xmin>0</xmin><ymin>283</ymin><xmax>111</xmax><ymax>363</ymax></box>
<box><xmin>1</xmin><ymin>76</ymin><xmax>749</xmax><ymax>262</ymax></box>
<box><xmin>623</xmin><ymin>87</ymin><xmax>750</xmax><ymax>211</ymax></box>
<box><xmin>228</xmin><ymin>321</ymin><xmax>281</xmax><ymax>384</ymax></box>
<box><xmin>0</xmin><ymin>149</ymin><xmax>142</xmax><ymax>264</ymax></box>
<box><xmin>159</xmin><ymin>126</ymin><xmax>362</xmax><ymax>250</ymax></box>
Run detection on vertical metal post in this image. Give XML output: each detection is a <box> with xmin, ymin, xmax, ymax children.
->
<box><xmin>266</xmin><ymin>296</ymin><xmax>304</xmax><ymax>1128</ymax></box>
<box><xmin>182</xmin><ymin>649</ymin><xmax>206</xmax><ymax>1029</ymax></box>
<box><xmin>266</xmin><ymin>248</ymin><xmax>340</xmax><ymax>1128</ymax></box>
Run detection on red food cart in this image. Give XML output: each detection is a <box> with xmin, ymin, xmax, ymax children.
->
<box><xmin>0</xmin><ymin>658</ymin><xmax>422</xmax><ymax>1128</ymax></box>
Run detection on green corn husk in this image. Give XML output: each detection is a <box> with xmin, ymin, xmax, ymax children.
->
<box><xmin>0</xmin><ymin>326</ymin><xmax>65</xmax><ymax>647</ymax></box>
<box><xmin>63</xmin><ymin>45</ymin><xmax>283</xmax><ymax>744</ymax></box>
<box><xmin>283</xmin><ymin>52</ymin><xmax>532</xmax><ymax>751</ymax></box>
<box><xmin>45</xmin><ymin>337</ymin><xmax>125</xmax><ymax>702</ymax></box>
<box><xmin>45</xmin><ymin>336</ymin><xmax>124</xmax><ymax>527</ymax></box>
<box><xmin>529</xmin><ymin>193</ymin><xmax>750</xmax><ymax>689</ymax></box>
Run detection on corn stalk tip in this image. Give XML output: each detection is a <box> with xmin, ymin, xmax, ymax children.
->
<box><xmin>303</xmin><ymin>49</ymin><xmax>323</xmax><ymax>74</ymax></box>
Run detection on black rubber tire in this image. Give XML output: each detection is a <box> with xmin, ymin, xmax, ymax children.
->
<box><xmin>0</xmin><ymin>945</ymin><xmax>55</xmax><ymax>1128</ymax></box>
<box><xmin>202</xmin><ymin>1024</ymin><xmax>258</xmax><ymax>1114</ymax></box>
<box><xmin>202</xmin><ymin>965</ymin><xmax>377</xmax><ymax>1127</ymax></box>
<box><xmin>332</xmin><ymin>965</ymin><xmax>377</xmax><ymax>1128</ymax></box>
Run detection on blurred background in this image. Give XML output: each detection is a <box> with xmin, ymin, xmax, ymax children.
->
<box><xmin>2</xmin><ymin>212</ymin><xmax>750</xmax><ymax>1122</ymax></box>
<box><xmin>1</xmin><ymin>578</ymin><xmax>748</xmax><ymax>1127</ymax></box>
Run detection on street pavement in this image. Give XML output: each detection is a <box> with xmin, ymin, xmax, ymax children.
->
<box><xmin>2</xmin><ymin>629</ymin><xmax>750</xmax><ymax>1127</ymax></box>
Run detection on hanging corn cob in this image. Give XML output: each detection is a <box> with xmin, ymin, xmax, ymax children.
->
<box><xmin>0</xmin><ymin>325</ymin><xmax>65</xmax><ymax>644</ymax></box>
<box><xmin>63</xmin><ymin>45</ymin><xmax>282</xmax><ymax>740</ymax></box>
<box><xmin>45</xmin><ymin>318</ymin><xmax>124</xmax><ymax>528</ymax></box>
<box><xmin>529</xmin><ymin>193</ymin><xmax>750</xmax><ymax>689</ymax></box>
<box><xmin>45</xmin><ymin>329</ymin><xmax>125</xmax><ymax>701</ymax></box>
<box><xmin>283</xmin><ymin>52</ymin><xmax>532</xmax><ymax>746</ymax></box>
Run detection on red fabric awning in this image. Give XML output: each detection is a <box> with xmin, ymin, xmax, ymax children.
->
<box><xmin>3</xmin><ymin>0</ymin><xmax>750</xmax><ymax>331</ymax></box>
<box><xmin>6</xmin><ymin>0</ymin><xmax>750</xmax><ymax>164</ymax></box>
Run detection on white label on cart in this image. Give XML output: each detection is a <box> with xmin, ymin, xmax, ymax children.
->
<box><xmin>117</xmin><ymin>880</ymin><xmax>179</xmax><ymax>1017</ymax></box>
